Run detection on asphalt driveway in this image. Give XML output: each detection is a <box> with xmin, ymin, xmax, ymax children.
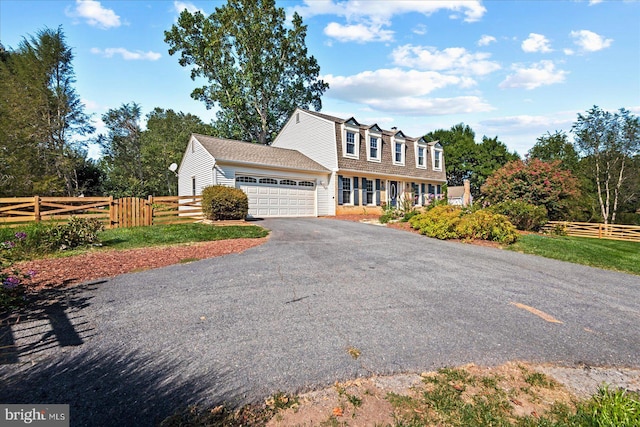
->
<box><xmin>1</xmin><ymin>218</ymin><xmax>639</xmax><ymax>426</ymax></box>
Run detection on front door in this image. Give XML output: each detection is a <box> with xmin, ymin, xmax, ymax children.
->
<box><xmin>389</xmin><ymin>180</ymin><xmax>398</xmax><ymax>207</ymax></box>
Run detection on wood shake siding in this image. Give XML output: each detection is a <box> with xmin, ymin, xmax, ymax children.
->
<box><xmin>335</xmin><ymin>123</ymin><xmax>446</xmax><ymax>181</ymax></box>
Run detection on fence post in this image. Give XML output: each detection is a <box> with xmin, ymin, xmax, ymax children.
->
<box><xmin>148</xmin><ymin>195</ymin><xmax>154</xmax><ymax>226</ymax></box>
<box><xmin>598</xmin><ymin>224</ymin><xmax>602</xmax><ymax>239</ymax></box>
<box><xmin>108</xmin><ymin>196</ymin><xmax>115</xmax><ymax>229</ymax></box>
<box><xmin>34</xmin><ymin>195</ymin><xmax>40</xmax><ymax>223</ymax></box>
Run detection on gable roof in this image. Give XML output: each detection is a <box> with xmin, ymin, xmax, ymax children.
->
<box><xmin>192</xmin><ymin>134</ymin><xmax>329</xmax><ymax>172</ymax></box>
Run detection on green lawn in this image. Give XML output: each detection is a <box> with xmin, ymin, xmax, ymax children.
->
<box><xmin>508</xmin><ymin>234</ymin><xmax>640</xmax><ymax>275</ymax></box>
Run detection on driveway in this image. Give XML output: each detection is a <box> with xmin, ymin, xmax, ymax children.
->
<box><xmin>1</xmin><ymin>218</ymin><xmax>639</xmax><ymax>425</ymax></box>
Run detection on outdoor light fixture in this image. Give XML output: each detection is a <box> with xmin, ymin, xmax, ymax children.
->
<box><xmin>168</xmin><ymin>163</ymin><xmax>178</xmax><ymax>177</ymax></box>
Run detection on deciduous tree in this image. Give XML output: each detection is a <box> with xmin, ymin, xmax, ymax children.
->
<box><xmin>164</xmin><ymin>0</ymin><xmax>328</xmax><ymax>144</ymax></box>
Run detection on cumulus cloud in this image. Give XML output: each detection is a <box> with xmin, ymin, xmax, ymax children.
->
<box><xmin>477</xmin><ymin>35</ymin><xmax>496</xmax><ymax>46</ymax></box>
<box><xmin>366</xmin><ymin>96</ymin><xmax>494</xmax><ymax>116</ymax></box>
<box><xmin>569</xmin><ymin>30</ymin><xmax>613</xmax><ymax>52</ymax></box>
<box><xmin>521</xmin><ymin>33</ymin><xmax>552</xmax><ymax>53</ymax></box>
<box><xmin>90</xmin><ymin>47</ymin><xmax>161</xmax><ymax>61</ymax></box>
<box><xmin>66</xmin><ymin>0</ymin><xmax>120</xmax><ymax>29</ymax></box>
<box><xmin>391</xmin><ymin>45</ymin><xmax>501</xmax><ymax>76</ymax></box>
<box><xmin>499</xmin><ymin>60</ymin><xmax>568</xmax><ymax>90</ymax></box>
<box><xmin>324</xmin><ymin>22</ymin><xmax>393</xmax><ymax>43</ymax></box>
<box><xmin>173</xmin><ymin>1</ymin><xmax>202</xmax><ymax>14</ymax></box>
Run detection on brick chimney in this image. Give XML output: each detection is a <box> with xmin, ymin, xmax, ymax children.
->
<box><xmin>463</xmin><ymin>179</ymin><xmax>471</xmax><ymax>207</ymax></box>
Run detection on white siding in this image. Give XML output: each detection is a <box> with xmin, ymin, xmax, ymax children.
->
<box><xmin>272</xmin><ymin>109</ymin><xmax>338</xmax><ymax>170</ymax></box>
<box><xmin>215</xmin><ymin>165</ymin><xmax>235</xmax><ymax>187</ymax></box>
<box><xmin>178</xmin><ymin>136</ymin><xmax>215</xmax><ymax>197</ymax></box>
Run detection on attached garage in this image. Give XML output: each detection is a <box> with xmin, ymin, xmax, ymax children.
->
<box><xmin>178</xmin><ymin>134</ymin><xmax>330</xmax><ymax>218</ymax></box>
<box><xmin>236</xmin><ymin>176</ymin><xmax>316</xmax><ymax>217</ymax></box>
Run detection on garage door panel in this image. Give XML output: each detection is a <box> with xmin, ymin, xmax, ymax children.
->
<box><xmin>238</xmin><ymin>177</ymin><xmax>316</xmax><ymax>218</ymax></box>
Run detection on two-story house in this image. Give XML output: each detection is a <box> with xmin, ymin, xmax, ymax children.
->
<box><xmin>177</xmin><ymin>108</ymin><xmax>446</xmax><ymax>218</ymax></box>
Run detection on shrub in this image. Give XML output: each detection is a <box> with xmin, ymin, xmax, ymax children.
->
<box><xmin>456</xmin><ymin>210</ymin><xmax>519</xmax><ymax>244</ymax></box>
<box><xmin>379</xmin><ymin>202</ymin><xmax>402</xmax><ymax>224</ymax></box>
<box><xmin>408</xmin><ymin>205</ymin><xmax>463</xmax><ymax>239</ymax></box>
<box><xmin>43</xmin><ymin>217</ymin><xmax>104</xmax><ymax>251</ymax></box>
<box><xmin>488</xmin><ymin>200</ymin><xmax>548</xmax><ymax>231</ymax></box>
<box><xmin>1</xmin><ymin>232</ymin><xmax>33</xmax><ymax>311</ymax></box>
<box><xmin>201</xmin><ymin>185</ymin><xmax>249</xmax><ymax>221</ymax></box>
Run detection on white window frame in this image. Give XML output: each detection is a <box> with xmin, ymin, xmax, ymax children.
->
<box><xmin>365</xmin><ymin>126</ymin><xmax>382</xmax><ymax>162</ymax></box>
<box><xmin>415</xmin><ymin>142</ymin><xmax>427</xmax><ymax>169</ymax></box>
<box><xmin>393</xmin><ymin>136</ymin><xmax>405</xmax><ymax>166</ymax></box>
<box><xmin>432</xmin><ymin>143</ymin><xmax>443</xmax><ymax>171</ymax></box>
<box><xmin>342</xmin><ymin>123</ymin><xmax>360</xmax><ymax>159</ymax></box>
<box><xmin>341</xmin><ymin>176</ymin><xmax>353</xmax><ymax>205</ymax></box>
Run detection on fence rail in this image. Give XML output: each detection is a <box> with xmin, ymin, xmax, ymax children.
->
<box><xmin>543</xmin><ymin>221</ymin><xmax>640</xmax><ymax>243</ymax></box>
<box><xmin>0</xmin><ymin>196</ymin><xmax>202</xmax><ymax>228</ymax></box>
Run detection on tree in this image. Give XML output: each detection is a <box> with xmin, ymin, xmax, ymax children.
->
<box><xmin>141</xmin><ymin>108</ymin><xmax>214</xmax><ymax>195</ymax></box>
<box><xmin>528</xmin><ymin>131</ymin><xmax>580</xmax><ymax>173</ymax></box>
<box><xmin>165</xmin><ymin>0</ymin><xmax>329</xmax><ymax>144</ymax></box>
<box><xmin>98</xmin><ymin>103</ymin><xmax>145</xmax><ymax>197</ymax></box>
<box><xmin>572</xmin><ymin>106</ymin><xmax>640</xmax><ymax>224</ymax></box>
<box><xmin>0</xmin><ymin>27</ymin><xmax>94</xmax><ymax>196</ymax></box>
<box><xmin>481</xmin><ymin>159</ymin><xmax>580</xmax><ymax>220</ymax></box>
<box><xmin>424</xmin><ymin>125</ymin><xmax>519</xmax><ymax>197</ymax></box>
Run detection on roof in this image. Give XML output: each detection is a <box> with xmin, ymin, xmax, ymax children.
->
<box><xmin>192</xmin><ymin>134</ymin><xmax>329</xmax><ymax>173</ymax></box>
<box><xmin>447</xmin><ymin>186</ymin><xmax>465</xmax><ymax>198</ymax></box>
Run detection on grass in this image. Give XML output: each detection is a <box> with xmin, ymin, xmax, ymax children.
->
<box><xmin>508</xmin><ymin>234</ymin><xmax>640</xmax><ymax>275</ymax></box>
<box><xmin>0</xmin><ymin>222</ymin><xmax>269</xmax><ymax>260</ymax></box>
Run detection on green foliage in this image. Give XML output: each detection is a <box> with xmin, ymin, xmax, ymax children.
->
<box><xmin>423</xmin><ymin>124</ymin><xmax>519</xmax><ymax>197</ymax></box>
<box><xmin>0</xmin><ymin>26</ymin><xmax>95</xmax><ymax>197</ymax></box>
<box><xmin>488</xmin><ymin>200</ymin><xmax>548</xmax><ymax>231</ymax></box>
<box><xmin>575</xmin><ymin>386</ymin><xmax>640</xmax><ymax>427</ymax></box>
<box><xmin>409</xmin><ymin>205</ymin><xmax>518</xmax><ymax>243</ymax></box>
<box><xmin>43</xmin><ymin>217</ymin><xmax>104</xmax><ymax>251</ymax></box>
<box><xmin>1</xmin><ymin>231</ymin><xmax>34</xmax><ymax>311</ymax></box>
<box><xmin>528</xmin><ymin>131</ymin><xmax>580</xmax><ymax>173</ymax></box>
<box><xmin>378</xmin><ymin>202</ymin><xmax>402</xmax><ymax>224</ymax></box>
<box><xmin>201</xmin><ymin>185</ymin><xmax>249</xmax><ymax>221</ymax></box>
<box><xmin>481</xmin><ymin>159</ymin><xmax>580</xmax><ymax>220</ymax></box>
<box><xmin>165</xmin><ymin>0</ymin><xmax>329</xmax><ymax>145</ymax></box>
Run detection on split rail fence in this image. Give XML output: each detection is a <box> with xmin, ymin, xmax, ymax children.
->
<box><xmin>0</xmin><ymin>196</ymin><xmax>203</xmax><ymax>229</ymax></box>
<box><xmin>543</xmin><ymin>221</ymin><xmax>640</xmax><ymax>243</ymax></box>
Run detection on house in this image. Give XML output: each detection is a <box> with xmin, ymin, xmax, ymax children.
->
<box><xmin>178</xmin><ymin>108</ymin><xmax>446</xmax><ymax>217</ymax></box>
<box><xmin>447</xmin><ymin>179</ymin><xmax>472</xmax><ymax>207</ymax></box>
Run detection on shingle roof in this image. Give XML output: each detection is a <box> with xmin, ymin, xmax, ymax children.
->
<box><xmin>193</xmin><ymin>134</ymin><xmax>329</xmax><ymax>172</ymax></box>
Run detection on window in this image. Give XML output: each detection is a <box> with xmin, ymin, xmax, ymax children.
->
<box><xmin>432</xmin><ymin>143</ymin><xmax>443</xmax><ymax>171</ymax></box>
<box><xmin>417</xmin><ymin>146</ymin><xmax>425</xmax><ymax>167</ymax></box>
<box><xmin>369</xmin><ymin>137</ymin><xmax>378</xmax><ymax>159</ymax></box>
<box><xmin>339</xmin><ymin>176</ymin><xmax>352</xmax><ymax>205</ymax></box>
<box><xmin>236</xmin><ymin>176</ymin><xmax>257</xmax><ymax>183</ymax></box>
<box><xmin>346</xmin><ymin>131</ymin><xmax>355</xmax><ymax>155</ymax></box>
<box><xmin>411</xmin><ymin>183</ymin><xmax>420</xmax><ymax>205</ymax></box>
<box><xmin>259</xmin><ymin>177</ymin><xmax>278</xmax><ymax>185</ymax></box>
<box><xmin>298</xmin><ymin>181</ymin><xmax>315</xmax><ymax>187</ymax></box>
<box><xmin>191</xmin><ymin>177</ymin><xmax>196</xmax><ymax>196</ymax></box>
<box><xmin>395</xmin><ymin>142</ymin><xmax>403</xmax><ymax>164</ymax></box>
<box><xmin>280</xmin><ymin>179</ymin><xmax>297</xmax><ymax>186</ymax></box>
<box><xmin>364</xmin><ymin>178</ymin><xmax>374</xmax><ymax>205</ymax></box>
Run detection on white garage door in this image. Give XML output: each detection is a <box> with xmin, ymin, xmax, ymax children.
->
<box><xmin>236</xmin><ymin>176</ymin><xmax>316</xmax><ymax>217</ymax></box>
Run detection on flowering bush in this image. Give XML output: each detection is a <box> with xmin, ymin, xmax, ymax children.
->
<box><xmin>1</xmin><ymin>231</ymin><xmax>34</xmax><ymax>311</ymax></box>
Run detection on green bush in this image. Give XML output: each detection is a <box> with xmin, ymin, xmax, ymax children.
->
<box><xmin>408</xmin><ymin>205</ymin><xmax>518</xmax><ymax>243</ymax></box>
<box><xmin>408</xmin><ymin>205</ymin><xmax>463</xmax><ymax>239</ymax></box>
<box><xmin>488</xmin><ymin>200</ymin><xmax>548</xmax><ymax>231</ymax></box>
<box><xmin>201</xmin><ymin>185</ymin><xmax>249</xmax><ymax>221</ymax></box>
<box><xmin>457</xmin><ymin>210</ymin><xmax>519</xmax><ymax>244</ymax></box>
<box><xmin>44</xmin><ymin>217</ymin><xmax>104</xmax><ymax>251</ymax></box>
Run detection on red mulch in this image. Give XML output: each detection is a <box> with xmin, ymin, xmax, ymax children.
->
<box><xmin>15</xmin><ymin>238</ymin><xmax>266</xmax><ymax>290</ymax></box>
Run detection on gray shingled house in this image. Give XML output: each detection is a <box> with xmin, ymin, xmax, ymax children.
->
<box><xmin>178</xmin><ymin>108</ymin><xmax>446</xmax><ymax>217</ymax></box>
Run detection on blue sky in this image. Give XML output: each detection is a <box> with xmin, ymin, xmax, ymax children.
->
<box><xmin>1</xmin><ymin>0</ymin><xmax>638</xmax><ymax>159</ymax></box>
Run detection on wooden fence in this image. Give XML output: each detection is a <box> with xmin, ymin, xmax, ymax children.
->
<box><xmin>543</xmin><ymin>221</ymin><xmax>640</xmax><ymax>243</ymax></box>
<box><xmin>0</xmin><ymin>196</ymin><xmax>203</xmax><ymax>228</ymax></box>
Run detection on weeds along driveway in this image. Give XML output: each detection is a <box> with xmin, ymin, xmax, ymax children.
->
<box><xmin>2</xmin><ymin>217</ymin><xmax>639</xmax><ymax>426</ymax></box>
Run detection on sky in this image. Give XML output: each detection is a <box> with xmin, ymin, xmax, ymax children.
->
<box><xmin>1</xmin><ymin>0</ymin><xmax>639</xmax><ymax>159</ymax></box>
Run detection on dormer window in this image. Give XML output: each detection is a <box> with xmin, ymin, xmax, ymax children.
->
<box><xmin>415</xmin><ymin>138</ymin><xmax>428</xmax><ymax>169</ymax></box>
<box><xmin>342</xmin><ymin>118</ymin><xmax>360</xmax><ymax>159</ymax></box>
<box><xmin>392</xmin><ymin>131</ymin><xmax>406</xmax><ymax>166</ymax></box>
<box><xmin>366</xmin><ymin>124</ymin><xmax>382</xmax><ymax>162</ymax></box>
<box><xmin>432</xmin><ymin>142</ymin><xmax>443</xmax><ymax>171</ymax></box>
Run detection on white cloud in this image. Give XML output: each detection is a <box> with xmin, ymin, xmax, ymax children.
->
<box><xmin>413</xmin><ymin>24</ymin><xmax>427</xmax><ymax>36</ymax></box>
<box><xmin>570</xmin><ymin>30</ymin><xmax>613</xmax><ymax>52</ymax></box>
<box><xmin>477</xmin><ymin>35</ymin><xmax>496</xmax><ymax>46</ymax></box>
<box><xmin>81</xmin><ymin>98</ymin><xmax>101</xmax><ymax>110</ymax></box>
<box><xmin>324</xmin><ymin>22</ymin><xmax>393</xmax><ymax>43</ymax></box>
<box><xmin>91</xmin><ymin>47</ymin><xmax>161</xmax><ymax>61</ymax></box>
<box><xmin>521</xmin><ymin>33</ymin><xmax>552</xmax><ymax>53</ymax></box>
<box><xmin>293</xmin><ymin>0</ymin><xmax>486</xmax><ymax>23</ymax></box>
<box><xmin>499</xmin><ymin>60</ymin><xmax>568</xmax><ymax>90</ymax></box>
<box><xmin>589</xmin><ymin>0</ymin><xmax>603</xmax><ymax>5</ymax></box>
<box><xmin>391</xmin><ymin>45</ymin><xmax>501</xmax><ymax>76</ymax></box>
<box><xmin>173</xmin><ymin>1</ymin><xmax>202</xmax><ymax>14</ymax></box>
<box><xmin>366</xmin><ymin>96</ymin><xmax>494</xmax><ymax>116</ymax></box>
<box><xmin>66</xmin><ymin>0</ymin><xmax>120</xmax><ymax>29</ymax></box>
